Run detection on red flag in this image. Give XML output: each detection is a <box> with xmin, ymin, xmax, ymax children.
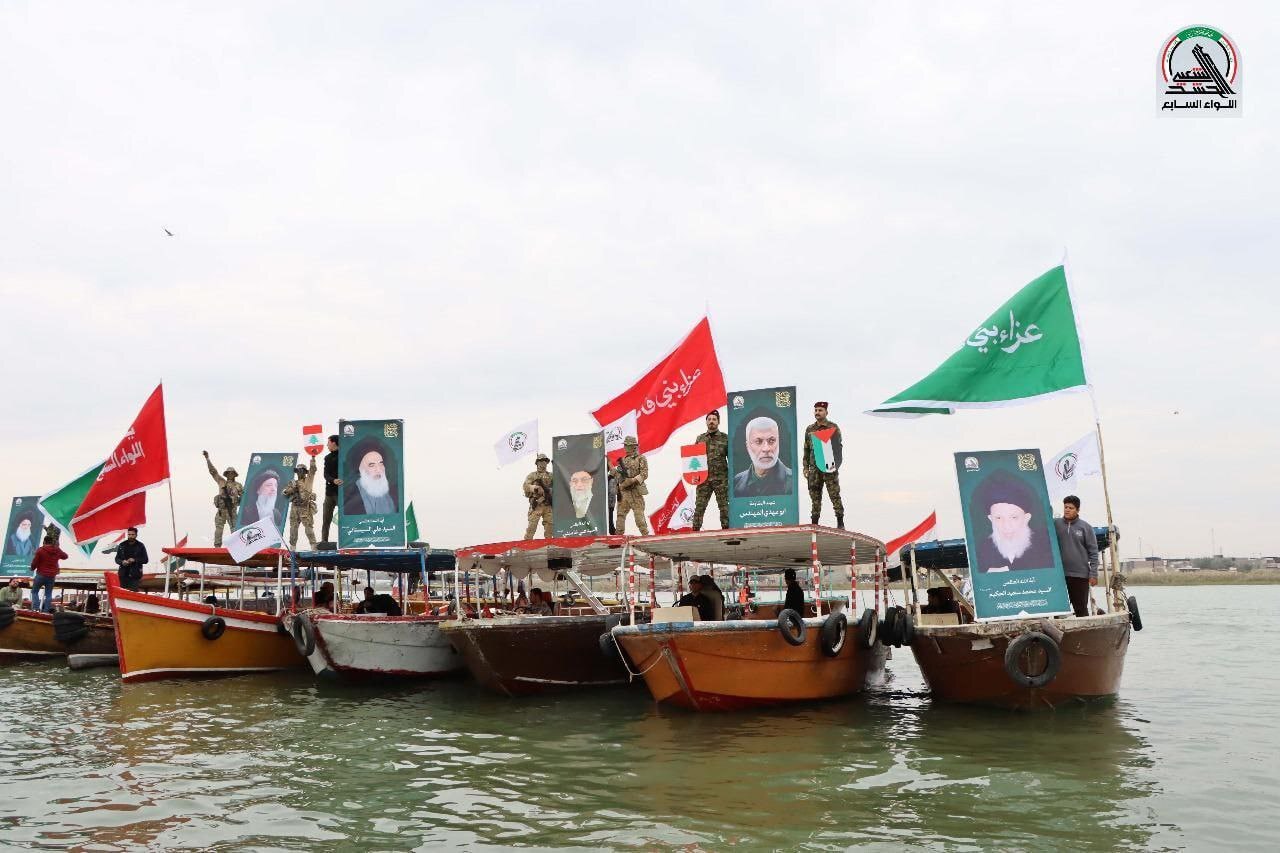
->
<box><xmin>883</xmin><ymin>511</ymin><xmax>937</xmax><ymax>559</ymax></box>
<box><xmin>649</xmin><ymin>479</ymin><xmax>695</xmax><ymax>535</ymax></box>
<box><xmin>72</xmin><ymin>385</ymin><xmax>170</xmax><ymax>542</ymax></box>
<box><xmin>591</xmin><ymin>318</ymin><xmax>726</xmax><ymax>456</ymax></box>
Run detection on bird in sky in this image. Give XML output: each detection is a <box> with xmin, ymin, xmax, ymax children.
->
<box><xmin>164</xmin><ymin>228</ymin><xmax>174</xmax><ymax>237</ymax></box>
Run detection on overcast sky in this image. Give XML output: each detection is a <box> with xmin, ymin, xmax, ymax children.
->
<box><xmin>1</xmin><ymin>2</ymin><xmax>1275</xmax><ymax>565</ymax></box>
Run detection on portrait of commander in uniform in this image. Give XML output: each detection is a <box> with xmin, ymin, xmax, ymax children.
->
<box><xmin>342</xmin><ymin>438</ymin><xmax>400</xmax><ymax>516</ymax></box>
<box><xmin>971</xmin><ymin>469</ymin><xmax>1055</xmax><ymax>573</ymax></box>
<box><xmin>732</xmin><ymin>415</ymin><xmax>794</xmax><ymax>498</ymax></box>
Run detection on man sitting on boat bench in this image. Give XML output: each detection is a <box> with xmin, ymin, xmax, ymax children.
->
<box><xmin>676</xmin><ymin>576</ymin><xmax>715</xmax><ymax>621</ymax></box>
<box><xmin>355</xmin><ymin>585</ymin><xmax>402</xmax><ymax>616</ymax></box>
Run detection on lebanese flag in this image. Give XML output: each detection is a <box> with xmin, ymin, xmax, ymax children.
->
<box><xmin>71</xmin><ymin>384</ymin><xmax>170</xmax><ymax>543</ymax></box>
<box><xmin>809</xmin><ymin>427</ymin><xmax>838</xmax><ymax>473</ymax></box>
<box><xmin>591</xmin><ymin>317</ymin><xmax>726</xmax><ymax>456</ymax></box>
<box><xmin>681</xmin><ymin>443</ymin><xmax>708</xmax><ymax>485</ymax></box>
<box><xmin>602</xmin><ymin>410</ymin><xmax>638</xmax><ymax>465</ymax></box>
<box><xmin>883</xmin><ymin>511</ymin><xmax>938</xmax><ymax>559</ymax></box>
<box><xmin>649</xmin><ymin>479</ymin><xmax>696</xmax><ymax>535</ymax></box>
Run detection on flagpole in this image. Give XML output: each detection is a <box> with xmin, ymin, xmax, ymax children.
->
<box><xmin>165</xmin><ymin>479</ymin><xmax>179</xmax><ymax>596</ymax></box>
<box><xmin>1093</xmin><ymin>417</ymin><xmax>1120</xmax><ymax>614</ymax></box>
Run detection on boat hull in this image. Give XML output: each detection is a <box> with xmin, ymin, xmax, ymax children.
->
<box><xmin>300</xmin><ymin>612</ymin><xmax>466</xmax><ymax>679</ymax></box>
<box><xmin>441</xmin><ymin>615</ymin><xmax>629</xmax><ymax>695</ymax></box>
<box><xmin>106</xmin><ymin>574</ymin><xmax>306</xmax><ymax>683</ymax></box>
<box><xmin>611</xmin><ymin>617</ymin><xmax>887</xmax><ymax>711</ymax></box>
<box><xmin>0</xmin><ymin>609</ymin><xmax>116</xmax><ymax>662</ymax></box>
<box><xmin>910</xmin><ymin>613</ymin><xmax>1131</xmax><ymax>710</ymax></box>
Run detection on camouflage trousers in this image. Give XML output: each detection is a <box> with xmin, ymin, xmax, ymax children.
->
<box><xmin>692</xmin><ymin>478</ymin><xmax>728</xmax><ymax>530</ymax></box>
<box><xmin>524</xmin><ymin>506</ymin><xmax>552</xmax><ymax>540</ymax></box>
<box><xmin>289</xmin><ymin>512</ymin><xmax>317</xmax><ymax>549</ymax></box>
<box><xmin>616</xmin><ymin>492</ymin><xmax>649</xmax><ymax>536</ymax></box>
<box><xmin>213</xmin><ymin>508</ymin><xmax>238</xmax><ymax>547</ymax></box>
<box><xmin>806</xmin><ymin>471</ymin><xmax>843</xmax><ymax>519</ymax></box>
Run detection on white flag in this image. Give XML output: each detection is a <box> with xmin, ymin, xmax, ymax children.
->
<box><xmin>494</xmin><ymin>419</ymin><xmax>539</xmax><ymax>467</ymax></box>
<box><xmin>226</xmin><ymin>517</ymin><xmax>282</xmax><ymax>564</ymax></box>
<box><xmin>1045</xmin><ymin>431</ymin><xmax>1102</xmax><ymax>505</ymax></box>
<box><xmin>602</xmin><ymin>410</ymin><xmax>638</xmax><ymax>464</ymax></box>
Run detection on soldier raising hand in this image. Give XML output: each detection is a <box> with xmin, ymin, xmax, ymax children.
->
<box><xmin>204</xmin><ymin>450</ymin><xmax>243</xmax><ymax>547</ymax></box>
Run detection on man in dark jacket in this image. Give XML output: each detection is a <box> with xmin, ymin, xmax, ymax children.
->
<box><xmin>676</xmin><ymin>577</ymin><xmax>714</xmax><ymax>621</ymax></box>
<box><xmin>1054</xmin><ymin>495</ymin><xmax>1100</xmax><ymax>616</ymax></box>
<box><xmin>114</xmin><ymin>527</ymin><xmax>149</xmax><ymax>592</ymax></box>
<box><xmin>321</xmin><ymin>435</ymin><xmax>342</xmax><ymax>543</ymax></box>
<box><xmin>782</xmin><ymin>568</ymin><xmax>807</xmax><ymax>615</ymax></box>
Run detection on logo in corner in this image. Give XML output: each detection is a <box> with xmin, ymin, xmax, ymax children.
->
<box><xmin>963</xmin><ymin>456</ymin><xmax>980</xmax><ymax>472</ymax></box>
<box><xmin>1161</xmin><ymin>26</ymin><xmax>1241</xmax><ymax>114</ymax></box>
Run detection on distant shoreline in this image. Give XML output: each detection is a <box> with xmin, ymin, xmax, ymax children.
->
<box><xmin>1124</xmin><ymin>571</ymin><xmax>1280</xmax><ymax>586</ymax></box>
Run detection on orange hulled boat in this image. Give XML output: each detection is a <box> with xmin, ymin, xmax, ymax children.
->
<box><xmin>108</xmin><ymin>547</ymin><xmax>305</xmax><ymax>683</ymax></box>
<box><xmin>611</xmin><ymin>525</ymin><xmax>888</xmax><ymax>711</ymax></box>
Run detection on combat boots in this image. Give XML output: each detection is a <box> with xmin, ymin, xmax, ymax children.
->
<box><xmin>836</xmin><ymin>513</ymin><xmax>845</xmax><ymax>529</ymax></box>
<box><xmin>811</xmin><ymin>513</ymin><xmax>820</xmax><ymax>526</ymax></box>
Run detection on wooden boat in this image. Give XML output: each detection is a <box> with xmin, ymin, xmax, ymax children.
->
<box><xmin>282</xmin><ymin>547</ymin><xmax>465</xmax><ymax>680</ymax></box>
<box><xmin>440</xmin><ymin>536</ymin><xmax>635</xmax><ymax>695</ymax></box>
<box><xmin>0</xmin><ymin>576</ymin><xmax>116</xmax><ymax>663</ymax></box>
<box><xmin>898</xmin><ymin>529</ymin><xmax>1137</xmax><ymax>710</ymax></box>
<box><xmin>107</xmin><ymin>547</ymin><xmax>306</xmax><ymax>683</ymax></box>
<box><xmin>612</xmin><ymin>525</ymin><xmax>888</xmax><ymax>711</ymax></box>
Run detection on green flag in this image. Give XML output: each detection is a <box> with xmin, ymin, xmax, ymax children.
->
<box><xmin>868</xmin><ymin>265</ymin><xmax>1088</xmax><ymax>417</ymax></box>
<box><xmin>406</xmin><ymin>501</ymin><xmax>419</xmax><ymax>543</ymax></box>
<box><xmin>39</xmin><ymin>463</ymin><xmax>103</xmax><ymax>559</ymax></box>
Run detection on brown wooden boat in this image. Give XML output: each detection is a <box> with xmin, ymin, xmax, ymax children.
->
<box><xmin>612</xmin><ymin>526</ymin><xmax>889</xmax><ymax>711</ymax></box>
<box><xmin>440</xmin><ymin>536</ymin><xmax>635</xmax><ymax>695</ymax></box>
<box><xmin>0</xmin><ymin>602</ymin><xmax>116</xmax><ymax>663</ymax></box>
<box><xmin>898</xmin><ymin>530</ymin><xmax>1137</xmax><ymax>710</ymax></box>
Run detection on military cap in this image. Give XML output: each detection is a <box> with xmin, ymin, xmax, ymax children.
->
<box><xmin>223</xmin><ymin>467</ymin><xmax>238</xmax><ymax>477</ymax></box>
<box><xmin>535</xmin><ymin>453</ymin><xmax>550</xmax><ymax>463</ymax></box>
<box><xmin>623</xmin><ymin>436</ymin><xmax>638</xmax><ymax>447</ymax></box>
<box><xmin>814</xmin><ymin>401</ymin><xmax>829</xmax><ymax>409</ymax></box>
<box><xmin>294</xmin><ymin>464</ymin><xmax>308</xmax><ymax>474</ymax></box>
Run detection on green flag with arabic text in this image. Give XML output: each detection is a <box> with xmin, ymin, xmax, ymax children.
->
<box><xmin>867</xmin><ymin>266</ymin><xmax>1089</xmax><ymax>417</ymax></box>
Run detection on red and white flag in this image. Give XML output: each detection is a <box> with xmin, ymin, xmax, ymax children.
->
<box><xmin>71</xmin><ymin>384</ymin><xmax>171</xmax><ymax>543</ymax></box>
<box><xmin>302</xmin><ymin>424</ymin><xmax>325</xmax><ymax>457</ymax></box>
<box><xmin>602</xmin><ymin>410</ymin><xmax>638</xmax><ymax>465</ymax></box>
<box><xmin>681</xmin><ymin>443</ymin><xmax>708</xmax><ymax>485</ymax></box>
<box><xmin>649</xmin><ymin>479</ymin><xmax>697</xmax><ymax>535</ymax></box>
<box><xmin>591</xmin><ymin>317</ymin><xmax>726</xmax><ymax>456</ymax></box>
<box><xmin>883</xmin><ymin>511</ymin><xmax>938</xmax><ymax>559</ymax></box>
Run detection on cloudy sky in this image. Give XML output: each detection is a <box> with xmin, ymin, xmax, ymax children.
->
<box><xmin>1</xmin><ymin>2</ymin><xmax>1274</xmax><ymax>564</ymax></box>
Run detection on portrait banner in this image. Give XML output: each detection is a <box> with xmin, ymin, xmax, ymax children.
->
<box><xmin>235</xmin><ymin>452</ymin><xmax>298</xmax><ymax>530</ymax></box>
<box><xmin>2</xmin><ymin>496</ymin><xmax>45</xmax><ymax>576</ymax></box>
<box><xmin>954</xmin><ymin>449</ymin><xmax>1071</xmax><ymax>621</ymax></box>
<box><xmin>727</xmin><ymin>386</ymin><xmax>800</xmax><ymax>528</ymax></box>
<box><xmin>338</xmin><ymin>419</ymin><xmax>406</xmax><ymax>549</ymax></box>
<box><xmin>552</xmin><ymin>432</ymin><xmax>609</xmax><ymax>537</ymax></box>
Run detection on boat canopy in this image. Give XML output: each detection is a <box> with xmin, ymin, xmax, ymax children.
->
<box><xmin>456</xmin><ymin>535</ymin><xmax>629</xmax><ymax>579</ymax></box>
<box><xmin>162</xmin><ymin>546</ymin><xmax>288</xmax><ymax>568</ymax></box>
<box><xmin>901</xmin><ymin>526</ymin><xmax>1115</xmax><ymax>570</ymax></box>
<box><xmin>291</xmin><ymin>548</ymin><xmax>456</xmax><ymax>574</ymax></box>
<box><xmin>632</xmin><ymin>525</ymin><xmax>884</xmax><ymax>567</ymax></box>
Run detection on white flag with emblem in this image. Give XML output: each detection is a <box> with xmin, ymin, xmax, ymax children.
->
<box><xmin>602</xmin><ymin>409</ymin><xmax>639</xmax><ymax>465</ymax></box>
<box><xmin>226</xmin><ymin>517</ymin><xmax>283</xmax><ymax>564</ymax></box>
<box><xmin>493</xmin><ymin>419</ymin><xmax>539</xmax><ymax>467</ymax></box>
<box><xmin>1045</xmin><ymin>431</ymin><xmax>1102</xmax><ymax>505</ymax></box>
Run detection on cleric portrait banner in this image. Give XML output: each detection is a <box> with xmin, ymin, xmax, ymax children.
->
<box><xmin>235</xmin><ymin>453</ymin><xmax>297</xmax><ymax>531</ymax></box>
<box><xmin>2</xmin><ymin>496</ymin><xmax>45</xmax><ymax>576</ymax></box>
<box><xmin>338</xmin><ymin>419</ymin><xmax>406</xmax><ymax>548</ymax></box>
<box><xmin>552</xmin><ymin>432</ymin><xmax>609</xmax><ymax>537</ymax></box>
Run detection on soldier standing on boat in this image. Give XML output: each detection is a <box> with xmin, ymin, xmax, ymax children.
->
<box><xmin>523</xmin><ymin>453</ymin><xmax>553</xmax><ymax>540</ymax></box>
<box><xmin>802</xmin><ymin>401</ymin><xmax>844</xmax><ymax>528</ymax></box>
<box><xmin>203</xmin><ymin>451</ymin><xmax>244</xmax><ymax>546</ymax></box>
<box><xmin>614</xmin><ymin>436</ymin><xmax>650</xmax><ymax>535</ymax></box>
<box><xmin>283</xmin><ymin>456</ymin><xmax>319</xmax><ymax>549</ymax></box>
<box><xmin>691</xmin><ymin>410</ymin><xmax>729</xmax><ymax>530</ymax></box>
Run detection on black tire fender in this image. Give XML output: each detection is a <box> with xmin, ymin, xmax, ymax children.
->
<box><xmin>291</xmin><ymin>614</ymin><xmax>316</xmax><ymax>657</ymax></box>
<box><xmin>1127</xmin><ymin>596</ymin><xmax>1143</xmax><ymax>631</ymax></box>
<box><xmin>53</xmin><ymin>611</ymin><xmax>89</xmax><ymax>645</ymax></box>
<box><xmin>879</xmin><ymin>607</ymin><xmax>900</xmax><ymax>647</ymax></box>
<box><xmin>899</xmin><ymin>610</ymin><xmax>916</xmax><ymax>645</ymax></box>
<box><xmin>777</xmin><ymin>608</ymin><xmax>806</xmax><ymax>646</ymax></box>
<box><xmin>856</xmin><ymin>608</ymin><xmax>878</xmax><ymax>648</ymax></box>
<box><xmin>0</xmin><ymin>604</ymin><xmax>14</xmax><ymax>630</ymax></box>
<box><xmin>819</xmin><ymin>613</ymin><xmax>848</xmax><ymax>657</ymax></box>
<box><xmin>200</xmin><ymin>616</ymin><xmax>226</xmax><ymax>641</ymax></box>
<box><xmin>1004</xmin><ymin>630</ymin><xmax>1062</xmax><ymax>688</ymax></box>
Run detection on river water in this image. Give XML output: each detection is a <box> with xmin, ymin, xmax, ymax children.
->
<box><xmin>1</xmin><ymin>585</ymin><xmax>1275</xmax><ymax>851</ymax></box>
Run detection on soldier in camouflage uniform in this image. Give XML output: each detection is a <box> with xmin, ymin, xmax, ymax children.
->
<box><xmin>802</xmin><ymin>401</ymin><xmax>844</xmax><ymax>528</ymax></box>
<box><xmin>613</xmin><ymin>436</ymin><xmax>650</xmax><ymax>535</ymax></box>
<box><xmin>692</xmin><ymin>410</ymin><xmax>729</xmax><ymax>530</ymax></box>
<box><xmin>203</xmin><ymin>450</ymin><xmax>244</xmax><ymax>546</ymax></box>
<box><xmin>523</xmin><ymin>453</ymin><xmax>553</xmax><ymax>540</ymax></box>
<box><xmin>283</xmin><ymin>456</ymin><xmax>319</xmax><ymax>548</ymax></box>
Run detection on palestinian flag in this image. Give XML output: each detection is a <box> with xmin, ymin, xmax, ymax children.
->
<box><xmin>810</xmin><ymin>428</ymin><xmax>838</xmax><ymax>473</ymax></box>
<box><xmin>681</xmin><ymin>443</ymin><xmax>708</xmax><ymax>486</ymax></box>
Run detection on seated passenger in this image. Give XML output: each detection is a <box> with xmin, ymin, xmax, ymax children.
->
<box><xmin>313</xmin><ymin>581</ymin><xmax>336</xmax><ymax>609</ymax></box>
<box><xmin>676</xmin><ymin>577</ymin><xmax>714</xmax><ymax>621</ymax></box>
<box><xmin>522</xmin><ymin>588</ymin><xmax>552</xmax><ymax>615</ymax></box>
<box><xmin>698</xmin><ymin>575</ymin><xmax>725</xmax><ymax>621</ymax></box>
<box><xmin>84</xmin><ymin>594</ymin><xmax>101</xmax><ymax>614</ymax></box>
<box><xmin>355</xmin><ymin>586</ymin><xmax>403</xmax><ymax>616</ymax></box>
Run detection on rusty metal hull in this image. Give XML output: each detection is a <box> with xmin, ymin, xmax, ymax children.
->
<box><xmin>910</xmin><ymin>612</ymin><xmax>1131</xmax><ymax>710</ymax></box>
<box><xmin>0</xmin><ymin>609</ymin><xmax>116</xmax><ymax>663</ymax></box>
<box><xmin>440</xmin><ymin>615</ymin><xmax>629</xmax><ymax>696</ymax></box>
